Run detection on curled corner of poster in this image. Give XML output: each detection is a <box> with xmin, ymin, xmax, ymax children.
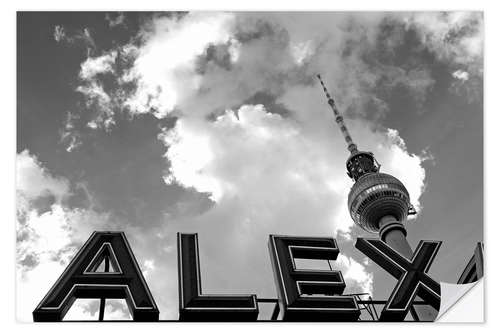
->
<box><xmin>436</xmin><ymin>279</ymin><xmax>484</xmax><ymax>322</ymax></box>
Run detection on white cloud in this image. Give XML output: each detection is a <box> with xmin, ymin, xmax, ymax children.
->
<box><xmin>52</xmin><ymin>25</ymin><xmax>96</xmax><ymax>56</ymax></box>
<box><xmin>63</xmin><ymin>299</ymin><xmax>100</xmax><ymax>320</ymax></box>
<box><xmin>53</xmin><ymin>25</ymin><xmax>66</xmax><ymax>42</ymax></box>
<box><xmin>404</xmin><ymin>12</ymin><xmax>483</xmax><ymax>77</ymax></box>
<box><xmin>76</xmin><ymin>81</ymin><xmax>115</xmax><ymax>129</ymax></box>
<box><xmin>142</xmin><ymin>259</ymin><xmax>156</xmax><ymax>277</ymax></box>
<box><xmin>16</xmin><ymin>150</ymin><xmax>69</xmax><ymax>201</ymax></box>
<box><xmin>16</xmin><ymin>151</ymin><xmax>115</xmax><ymax>321</ymax></box>
<box><xmin>452</xmin><ymin>69</ymin><xmax>470</xmax><ymax>82</ymax></box>
<box><xmin>115</xmin><ymin>12</ymin><xmax>445</xmax><ymax>125</ymax></box>
<box><xmin>382</xmin><ymin>129</ymin><xmax>427</xmax><ymax>213</ymax></box>
<box><xmin>74</xmin><ymin>51</ymin><xmax>120</xmax><ymax>130</ymax></box>
<box><xmin>79</xmin><ymin>51</ymin><xmax>117</xmax><ymax>81</ymax></box>
<box><xmin>336</xmin><ymin>253</ymin><xmax>374</xmax><ymax>295</ymax></box>
<box><xmin>76</xmin><ymin>82</ymin><xmax>111</xmax><ymax>108</ymax></box>
<box><xmin>82</xmin><ymin>28</ymin><xmax>96</xmax><ymax>56</ymax></box>
<box><xmin>59</xmin><ymin>114</ymin><xmax>82</xmax><ymax>153</ymax></box>
<box><xmin>16</xmin><ymin>204</ymin><xmax>115</xmax><ymax>321</ymax></box>
<box><xmin>102</xmin><ymin>300</ymin><xmax>132</xmax><ymax>320</ymax></box>
<box><xmin>64</xmin><ymin>299</ymin><xmax>131</xmax><ymax>321</ymax></box>
<box><xmin>16</xmin><ymin>150</ymin><xmax>180</xmax><ymax>321</ymax></box>
<box><xmin>17</xmin><ymin>259</ymin><xmax>68</xmax><ymax>322</ymax></box>
<box><xmin>290</xmin><ymin>40</ymin><xmax>314</xmax><ymax>65</ymax></box>
<box><xmin>122</xmin><ymin>12</ymin><xmax>237</xmax><ymax>118</ymax></box>
<box><xmin>16</xmin><ymin>151</ymin><xmax>173</xmax><ymax>321</ymax></box>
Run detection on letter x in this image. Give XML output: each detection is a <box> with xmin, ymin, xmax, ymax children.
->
<box><xmin>355</xmin><ymin>238</ymin><xmax>442</xmax><ymax>321</ymax></box>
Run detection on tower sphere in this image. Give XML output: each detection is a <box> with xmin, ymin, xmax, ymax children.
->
<box><xmin>347</xmin><ymin>173</ymin><xmax>411</xmax><ymax>233</ymax></box>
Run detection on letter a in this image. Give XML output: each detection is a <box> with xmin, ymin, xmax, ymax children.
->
<box><xmin>33</xmin><ymin>232</ymin><xmax>159</xmax><ymax>321</ymax></box>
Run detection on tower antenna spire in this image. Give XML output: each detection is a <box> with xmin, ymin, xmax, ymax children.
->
<box><xmin>316</xmin><ymin>74</ymin><xmax>358</xmax><ymax>154</ymax></box>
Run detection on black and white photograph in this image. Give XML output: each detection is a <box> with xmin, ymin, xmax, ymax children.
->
<box><xmin>14</xmin><ymin>8</ymin><xmax>485</xmax><ymax>323</ymax></box>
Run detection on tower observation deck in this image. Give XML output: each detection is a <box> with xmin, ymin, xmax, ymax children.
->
<box><xmin>317</xmin><ymin>75</ymin><xmax>416</xmax><ymax>249</ymax></box>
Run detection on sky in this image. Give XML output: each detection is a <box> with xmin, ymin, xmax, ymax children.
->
<box><xmin>16</xmin><ymin>11</ymin><xmax>483</xmax><ymax>321</ymax></box>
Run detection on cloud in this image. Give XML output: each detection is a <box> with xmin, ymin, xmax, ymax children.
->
<box><xmin>64</xmin><ymin>299</ymin><xmax>131</xmax><ymax>320</ymax></box>
<box><xmin>450</xmin><ymin>68</ymin><xmax>480</xmax><ymax>103</ymax></box>
<box><xmin>290</xmin><ymin>40</ymin><xmax>314</xmax><ymax>65</ymax></box>
<box><xmin>67</xmin><ymin>12</ymin><xmax>483</xmax><ymax>136</ymax></box>
<box><xmin>74</xmin><ymin>51</ymin><xmax>121</xmax><ymax>130</ymax></box>
<box><xmin>53</xmin><ymin>25</ymin><xmax>66</xmax><ymax>42</ymax></box>
<box><xmin>52</xmin><ymin>25</ymin><xmax>97</xmax><ymax>56</ymax></box>
<box><xmin>452</xmin><ymin>69</ymin><xmax>470</xmax><ymax>82</ymax></box>
<box><xmin>336</xmin><ymin>253</ymin><xmax>374</xmax><ymax>295</ymax></box>
<box><xmin>142</xmin><ymin>259</ymin><xmax>156</xmax><ymax>277</ymax></box>
<box><xmin>16</xmin><ymin>150</ymin><xmax>177</xmax><ymax>321</ymax></box>
<box><xmin>381</xmin><ymin>129</ymin><xmax>428</xmax><ymax>213</ymax></box>
<box><xmin>114</xmin><ymin>12</ymin><xmax>451</xmax><ymax>123</ymax></box>
<box><xmin>59</xmin><ymin>112</ymin><xmax>82</xmax><ymax>152</ymax></box>
<box><xmin>79</xmin><ymin>51</ymin><xmax>117</xmax><ymax>81</ymax></box>
<box><xmin>16</xmin><ymin>204</ymin><xmax>114</xmax><ymax>321</ymax></box>
<box><xmin>105</xmin><ymin>12</ymin><xmax>126</xmax><ymax>28</ymax></box>
<box><xmin>403</xmin><ymin>11</ymin><xmax>483</xmax><ymax>103</ymax></box>
<box><xmin>81</xmin><ymin>28</ymin><xmax>97</xmax><ymax>56</ymax></box>
<box><xmin>76</xmin><ymin>81</ymin><xmax>116</xmax><ymax>129</ymax></box>
<box><xmin>16</xmin><ymin>150</ymin><xmax>120</xmax><ymax>321</ymax></box>
<box><xmin>16</xmin><ymin>150</ymin><xmax>70</xmax><ymax>201</ymax></box>
<box><xmin>121</xmin><ymin>12</ymin><xmax>237</xmax><ymax>118</ymax></box>
<box><xmin>405</xmin><ymin>12</ymin><xmax>483</xmax><ymax>73</ymax></box>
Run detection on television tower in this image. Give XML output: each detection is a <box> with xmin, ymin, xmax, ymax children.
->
<box><xmin>317</xmin><ymin>75</ymin><xmax>438</xmax><ymax>321</ymax></box>
<box><xmin>317</xmin><ymin>74</ymin><xmax>416</xmax><ymax>259</ymax></box>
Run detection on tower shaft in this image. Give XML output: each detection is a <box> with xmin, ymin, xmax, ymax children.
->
<box><xmin>379</xmin><ymin>216</ymin><xmax>413</xmax><ymax>259</ymax></box>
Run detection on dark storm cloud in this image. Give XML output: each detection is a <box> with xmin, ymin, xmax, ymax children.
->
<box><xmin>195</xmin><ymin>42</ymin><xmax>235</xmax><ymax>74</ymax></box>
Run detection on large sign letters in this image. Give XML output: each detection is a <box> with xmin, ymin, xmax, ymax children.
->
<box><xmin>33</xmin><ymin>231</ymin><xmax>459</xmax><ymax>322</ymax></box>
<box><xmin>33</xmin><ymin>232</ymin><xmax>159</xmax><ymax>321</ymax></box>
<box><xmin>355</xmin><ymin>238</ymin><xmax>442</xmax><ymax>321</ymax></box>
<box><xmin>268</xmin><ymin>235</ymin><xmax>360</xmax><ymax>321</ymax></box>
